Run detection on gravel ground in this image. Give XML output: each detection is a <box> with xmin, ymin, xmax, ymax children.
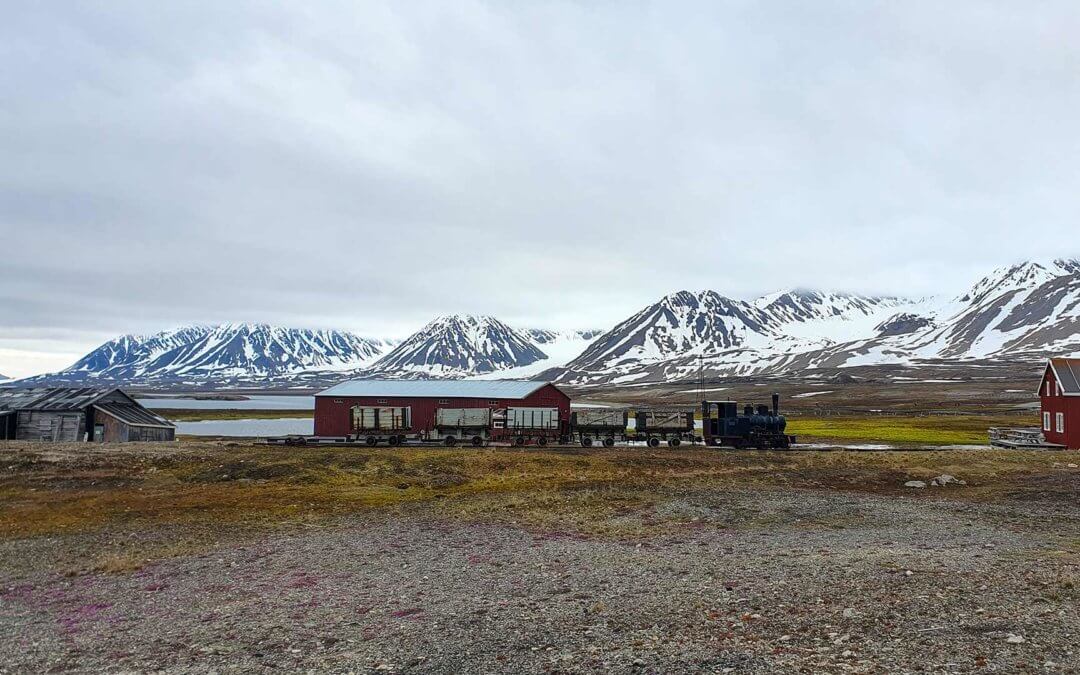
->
<box><xmin>2</xmin><ymin>486</ymin><xmax>1078</xmax><ymax>674</ymax></box>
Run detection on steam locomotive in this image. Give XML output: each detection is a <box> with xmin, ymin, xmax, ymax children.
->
<box><xmin>701</xmin><ymin>393</ymin><xmax>795</xmax><ymax>449</ymax></box>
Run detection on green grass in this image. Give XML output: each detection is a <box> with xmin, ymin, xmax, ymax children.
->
<box><xmin>788</xmin><ymin>414</ymin><xmax>1038</xmax><ymax>445</ymax></box>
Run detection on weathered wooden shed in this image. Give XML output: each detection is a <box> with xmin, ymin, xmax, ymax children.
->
<box><xmin>0</xmin><ymin>387</ymin><xmax>175</xmax><ymax>442</ymax></box>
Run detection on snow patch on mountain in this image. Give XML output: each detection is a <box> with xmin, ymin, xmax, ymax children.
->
<box><xmin>470</xmin><ymin>329</ymin><xmax>602</xmax><ymax>380</ymax></box>
<box><xmin>366</xmin><ymin>315</ymin><xmax>548</xmax><ymax>378</ymax></box>
<box><xmin>779</xmin><ymin>258</ymin><xmax>1080</xmax><ymax>372</ymax></box>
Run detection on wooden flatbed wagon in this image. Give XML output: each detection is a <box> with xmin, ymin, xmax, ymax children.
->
<box><xmin>988</xmin><ymin>427</ymin><xmax>1067</xmax><ymax>450</ymax></box>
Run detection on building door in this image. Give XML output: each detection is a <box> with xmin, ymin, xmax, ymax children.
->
<box><xmin>94</xmin><ymin>425</ymin><xmax>105</xmax><ymax>442</ymax></box>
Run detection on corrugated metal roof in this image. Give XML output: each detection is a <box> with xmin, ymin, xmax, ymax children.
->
<box><xmin>0</xmin><ymin>387</ymin><xmax>117</xmax><ymax>412</ymax></box>
<box><xmin>316</xmin><ymin>379</ymin><xmax>553</xmax><ymax>399</ymax></box>
<box><xmin>1050</xmin><ymin>358</ymin><xmax>1080</xmax><ymax>395</ymax></box>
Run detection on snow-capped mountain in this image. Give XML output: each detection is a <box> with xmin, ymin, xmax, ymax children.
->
<box><xmin>556</xmin><ymin>289</ymin><xmax>911</xmax><ymax>384</ymax></box>
<box><xmin>22</xmin><ymin>324</ymin><xmax>392</xmax><ymax>386</ymax></box>
<box><xmin>0</xmin><ymin>373</ymin><xmax>9</xmax><ymax>382</ymax></box>
<box><xmin>771</xmin><ymin>259</ymin><xmax>1080</xmax><ymax>372</ymax></box>
<box><xmin>364</xmin><ymin>315</ymin><xmax>548</xmax><ymax>379</ymax></box>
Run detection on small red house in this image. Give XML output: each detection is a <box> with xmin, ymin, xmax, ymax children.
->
<box><xmin>313</xmin><ymin>379</ymin><xmax>571</xmax><ymax>437</ymax></box>
<box><xmin>1038</xmin><ymin>358</ymin><xmax>1080</xmax><ymax>449</ymax></box>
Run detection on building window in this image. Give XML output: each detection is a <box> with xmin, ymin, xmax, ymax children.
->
<box><xmin>377</xmin><ymin>399</ymin><xmax>388</xmax><ymax>404</ymax></box>
<box><xmin>438</xmin><ymin>399</ymin><xmax>449</xmax><ymax>404</ymax></box>
<box><xmin>333</xmin><ymin>399</ymin><xmax>343</xmax><ymax>404</ymax></box>
<box><xmin>1057</xmin><ymin>412</ymin><xmax>1065</xmax><ymax>434</ymax></box>
<box><xmin>489</xmin><ymin>400</ymin><xmax>499</xmax><ymax>405</ymax></box>
<box><xmin>1043</xmin><ymin>412</ymin><xmax>1051</xmax><ymax>431</ymax></box>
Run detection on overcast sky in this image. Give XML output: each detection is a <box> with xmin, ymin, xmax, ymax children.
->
<box><xmin>2</xmin><ymin>1</ymin><xmax>1079</xmax><ymax>378</ymax></box>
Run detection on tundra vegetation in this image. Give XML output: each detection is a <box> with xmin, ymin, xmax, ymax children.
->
<box><xmin>2</xmin><ymin>440</ymin><xmax>1076</xmax><ymax>672</ymax></box>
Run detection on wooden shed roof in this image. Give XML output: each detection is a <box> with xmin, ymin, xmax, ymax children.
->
<box><xmin>0</xmin><ymin>387</ymin><xmax>174</xmax><ymax>428</ymax></box>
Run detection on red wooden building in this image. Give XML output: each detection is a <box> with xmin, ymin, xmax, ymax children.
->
<box><xmin>313</xmin><ymin>379</ymin><xmax>571</xmax><ymax>437</ymax></box>
<box><xmin>1039</xmin><ymin>358</ymin><xmax>1080</xmax><ymax>449</ymax></box>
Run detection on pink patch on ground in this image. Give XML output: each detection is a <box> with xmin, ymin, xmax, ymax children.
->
<box><xmin>287</xmin><ymin>573</ymin><xmax>318</xmax><ymax>588</ymax></box>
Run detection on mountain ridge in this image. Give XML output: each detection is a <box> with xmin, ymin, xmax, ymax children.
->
<box><xmin>9</xmin><ymin>258</ymin><xmax>1080</xmax><ymax>388</ymax></box>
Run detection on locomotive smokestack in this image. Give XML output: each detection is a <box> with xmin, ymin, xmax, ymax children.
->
<box><xmin>772</xmin><ymin>393</ymin><xmax>779</xmax><ymax>416</ymax></box>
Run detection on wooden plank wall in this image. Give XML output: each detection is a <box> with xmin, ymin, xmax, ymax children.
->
<box><xmin>16</xmin><ymin>411</ymin><xmax>86</xmax><ymax>442</ymax></box>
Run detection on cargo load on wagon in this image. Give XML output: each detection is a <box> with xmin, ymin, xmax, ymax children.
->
<box><xmin>435</xmin><ymin>408</ymin><xmax>492</xmax><ymax>429</ymax></box>
<box><xmin>507</xmin><ymin>407</ymin><xmax>560</xmax><ymax>430</ymax></box>
<box><xmin>348</xmin><ymin>406</ymin><xmax>413</xmax><ymax>446</ymax></box>
<box><xmin>633</xmin><ymin>409</ymin><xmax>696</xmax><ymax>448</ymax></box>
<box><xmin>352</xmin><ymin>406</ymin><xmax>411</xmax><ymax>431</ymax></box>
<box><xmin>432</xmin><ymin>407</ymin><xmax>494</xmax><ymax>447</ymax></box>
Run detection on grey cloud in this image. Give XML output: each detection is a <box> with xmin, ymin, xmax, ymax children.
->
<box><xmin>2</xmin><ymin>1</ymin><xmax>1079</xmax><ymax>377</ymax></box>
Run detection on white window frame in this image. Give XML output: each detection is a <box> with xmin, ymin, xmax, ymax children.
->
<box><xmin>1056</xmin><ymin>412</ymin><xmax>1065</xmax><ymax>434</ymax></box>
<box><xmin>438</xmin><ymin>399</ymin><xmax>449</xmax><ymax>404</ymax></box>
<box><xmin>1043</xmin><ymin>412</ymin><xmax>1051</xmax><ymax>431</ymax></box>
<box><xmin>377</xmin><ymin>398</ymin><xmax>388</xmax><ymax>404</ymax></box>
<box><xmin>1046</xmin><ymin>381</ymin><xmax>1052</xmax><ymax>396</ymax></box>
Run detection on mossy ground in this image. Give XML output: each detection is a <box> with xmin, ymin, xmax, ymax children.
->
<box><xmin>787</xmin><ymin>414</ymin><xmax>1038</xmax><ymax>445</ymax></box>
<box><xmin>2</xmin><ymin>440</ymin><xmax>1074</xmax><ymax>542</ymax></box>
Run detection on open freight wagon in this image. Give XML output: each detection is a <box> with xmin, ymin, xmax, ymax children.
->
<box><xmin>428</xmin><ymin>406</ymin><xmax>565</xmax><ymax>447</ymax></box>
<box><xmin>570</xmin><ymin>410</ymin><xmax>629</xmax><ymax>447</ymax></box>
<box><xmin>432</xmin><ymin>407</ymin><xmax>493</xmax><ymax>446</ymax></box>
<box><xmin>634</xmin><ymin>410</ymin><xmax>696</xmax><ymax>447</ymax></box>
<box><xmin>498</xmin><ymin>407</ymin><xmax>563</xmax><ymax>446</ymax></box>
<box><xmin>350</xmin><ymin>406</ymin><xmax>414</xmax><ymax>446</ymax></box>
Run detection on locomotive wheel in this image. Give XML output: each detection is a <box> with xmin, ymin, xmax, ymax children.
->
<box><xmin>668</xmin><ymin>437</ymin><xmax>681</xmax><ymax>448</ymax></box>
<box><xmin>536</xmin><ymin>436</ymin><xmax>548</xmax><ymax>447</ymax></box>
<box><xmin>514</xmin><ymin>436</ymin><xmax>526</xmax><ymax>447</ymax></box>
<box><xmin>444</xmin><ymin>436</ymin><xmax>457</xmax><ymax>447</ymax></box>
<box><xmin>647</xmin><ymin>437</ymin><xmax>660</xmax><ymax>448</ymax></box>
<box><xmin>471</xmin><ymin>436</ymin><xmax>483</xmax><ymax>447</ymax></box>
<box><xmin>603</xmin><ymin>437</ymin><xmax>615</xmax><ymax>447</ymax></box>
<box><xmin>365</xmin><ymin>436</ymin><xmax>378</xmax><ymax>447</ymax></box>
<box><xmin>581</xmin><ymin>437</ymin><xmax>593</xmax><ymax>447</ymax></box>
